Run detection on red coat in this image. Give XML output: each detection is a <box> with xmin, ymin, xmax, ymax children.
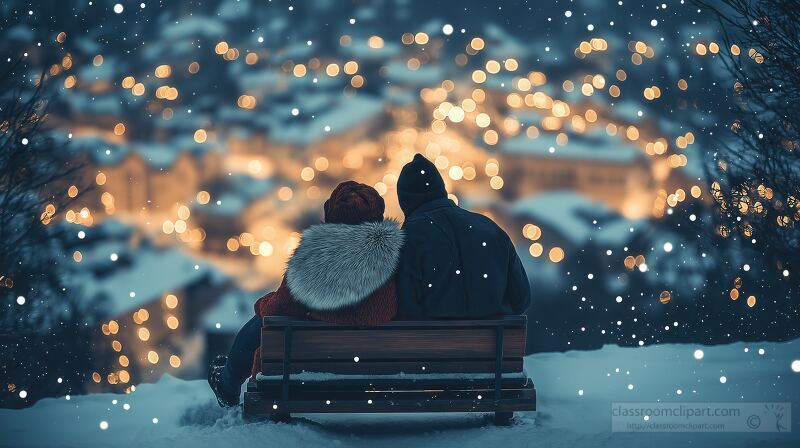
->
<box><xmin>250</xmin><ymin>220</ymin><xmax>403</xmax><ymax>377</ymax></box>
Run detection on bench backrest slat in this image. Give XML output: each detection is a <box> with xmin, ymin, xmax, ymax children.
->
<box><xmin>260</xmin><ymin>316</ymin><xmax>527</xmax><ymax>375</ymax></box>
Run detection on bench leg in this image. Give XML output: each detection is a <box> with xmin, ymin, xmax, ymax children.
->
<box><xmin>269</xmin><ymin>412</ymin><xmax>292</xmax><ymax>423</ymax></box>
<box><xmin>494</xmin><ymin>411</ymin><xmax>513</xmax><ymax>426</ymax></box>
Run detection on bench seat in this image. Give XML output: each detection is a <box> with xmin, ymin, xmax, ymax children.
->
<box><xmin>243</xmin><ymin>316</ymin><xmax>536</xmax><ymax>425</ymax></box>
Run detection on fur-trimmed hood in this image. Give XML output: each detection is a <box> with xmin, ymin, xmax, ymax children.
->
<box><xmin>286</xmin><ymin>220</ymin><xmax>403</xmax><ymax>311</ymax></box>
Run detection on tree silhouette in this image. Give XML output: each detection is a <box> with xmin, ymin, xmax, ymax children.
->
<box><xmin>0</xmin><ymin>59</ymin><xmax>98</xmax><ymax>407</ymax></box>
<box><xmin>693</xmin><ymin>0</ymin><xmax>800</xmax><ymax>340</ymax></box>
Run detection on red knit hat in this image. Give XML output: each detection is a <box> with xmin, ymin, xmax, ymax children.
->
<box><xmin>323</xmin><ymin>181</ymin><xmax>385</xmax><ymax>225</ymax></box>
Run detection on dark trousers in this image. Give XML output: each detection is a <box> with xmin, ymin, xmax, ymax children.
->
<box><xmin>221</xmin><ymin>315</ymin><xmax>261</xmax><ymax>395</ymax></box>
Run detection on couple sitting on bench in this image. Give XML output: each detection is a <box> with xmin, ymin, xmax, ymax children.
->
<box><xmin>209</xmin><ymin>154</ymin><xmax>531</xmax><ymax>408</ymax></box>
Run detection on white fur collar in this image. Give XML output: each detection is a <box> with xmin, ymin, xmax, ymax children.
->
<box><xmin>286</xmin><ymin>220</ymin><xmax>403</xmax><ymax>311</ymax></box>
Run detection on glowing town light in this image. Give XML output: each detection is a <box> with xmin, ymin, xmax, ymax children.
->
<box><xmin>196</xmin><ymin>191</ymin><xmax>211</xmax><ymax>204</ymax></box>
<box><xmin>278</xmin><ymin>187</ymin><xmax>294</xmax><ymax>201</ymax></box>
<box><xmin>121</xmin><ymin>76</ymin><xmax>135</xmax><ymax>89</ymax></box>
<box><xmin>314</xmin><ymin>157</ymin><xmax>329</xmax><ymax>171</ymax></box>
<box><xmin>174</xmin><ymin>220</ymin><xmax>187</xmax><ymax>234</ymax></box>
<box><xmin>147</xmin><ymin>351</ymin><xmax>159</xmax><ymax>364</ymax></box>
<box><xmin>325</xmin><ymin>63</ymin><xmax>340</xmax><ymax>76</ymax></box>
<box><xmin>165</xmin><ymin>294</ymin><xmax>178</xmax><ymax>308</ymax></box>
<box><xmin>258</xmin><ymin>241</ymin><xmax>273</xmax><ymax>257</ymax></box>
<box><xmin>482</xmin><ymin>129</ymin><xmax>498</xmax><ymax>145</ymax></box>
<box><xmin>154</xmin><ymin>64</ymin><xmax>172</xmax><ymax>78</ymax></box>
<box><xmin>292</xmin><ymin>63</ymin><xmax>307</xmax><ymax>77</ymax></box>
<box><xmin>162</xmin><ymin>220</ymin><xmax>175</xmax><ymax>234</ymax></box>
<box><xmin>548</xmin><ymin>247</ymin><xmax>565</xmax><ymax>263</ymax></box>
<box><xmin>351</xmin><ymin>75</ymin><xmax>365</xmax><ymax>88</ymax></box>
<box><xmin>471</xmin><ymin>70</ymin><xmax>487</xmax><ymax>83</ymax></box>
<box><xmin>369</xmin><ymin>35</ymin><xmax>385</xmax><ymax>48</ymax></box>
<box><xmin>131</xmin><ymin>83</ymin><xmax>145</xmax><ymax>96</ymax></box>
<box><xmin>343</xmin><ymin>61</ymin><xmax>359</xmax><ymax>75</ymax></box>
<box><xmin>194</xmin><ymin>129</ymin><xmax>208</xmax><ymax>143</ymax></box>
<box><xmin>695</xmin><ymin>43</ymin><xmax>707</xmax><ymax>55</ymax></box>
<box><xmin>529</xmin><ymin>243</ymin><xmax>543</xmax><ymax>257</ymax></box>
<box><xmin>300</xmin><ymin>167</ymin><xmax>315</xmax><ymax>181</ymax></box>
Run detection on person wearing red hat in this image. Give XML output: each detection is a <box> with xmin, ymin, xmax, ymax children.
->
<box><xmin>209</xmin><ymin>181</ymin><xmax>403</xmax><ymax>407</ymax></box>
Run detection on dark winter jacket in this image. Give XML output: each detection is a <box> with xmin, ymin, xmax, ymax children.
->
<box><xmin>394</xmin><ymin>154</ymin><xmax>530</xmax><ymax>319</ymax></box>
<box><xmin>251</xmin><ymin>220</ymin><xmax>403</xmax><ymax>375</ymax></box>
<box><xmin>396</xmin><ymin>197</ymin><xmax>531</xmax><ymax>319</ymax></box>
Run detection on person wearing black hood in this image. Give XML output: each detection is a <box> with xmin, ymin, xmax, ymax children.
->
<box><xmin>395</xmin><ymin>154</ymin><xmax>531</xmax><ymax>319</ymax></box>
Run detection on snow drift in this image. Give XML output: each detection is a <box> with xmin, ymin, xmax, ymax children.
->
<box><xmin>2</xmin><ymin>339</ymin><xmax>799</xmax><ymax>448</ymax></box>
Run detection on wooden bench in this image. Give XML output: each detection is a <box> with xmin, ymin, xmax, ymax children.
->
<box><xmin>243</xmin><ymin>315</ymin><xmax>536</xmax><ymax>425</ymax></box>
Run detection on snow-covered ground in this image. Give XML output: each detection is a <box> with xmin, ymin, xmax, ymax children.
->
<box><xmin>2</xmin><ymin>339</ymin><xmax>799</xmax><ymax>448</ymax></box>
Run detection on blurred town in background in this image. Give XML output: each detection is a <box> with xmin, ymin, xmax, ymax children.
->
<box><xmin>3</xmin><ymin>0</ymin><xmax>768</xmax><ymax>395</ymax></box>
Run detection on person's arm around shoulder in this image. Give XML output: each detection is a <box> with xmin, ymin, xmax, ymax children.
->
<box><xmin>505</xmin><ymin>237</ymin><xmax>531</xmax><ymax>314</ymax></box>
<box><xmin>395</xmin><ymin>220</ymin><xmax>425</xmax><ymax>319</ymax></box>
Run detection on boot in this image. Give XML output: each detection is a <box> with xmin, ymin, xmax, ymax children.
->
<box><xmin>208</xmin><ymin>355</ymin><xmax>239</xmax><ymax>408</ymax></box>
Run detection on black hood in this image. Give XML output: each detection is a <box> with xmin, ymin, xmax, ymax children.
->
<box><xmin>397</xmin><ymin>154</ymin><xmax>448</xmax><ymax>217</ymax></box>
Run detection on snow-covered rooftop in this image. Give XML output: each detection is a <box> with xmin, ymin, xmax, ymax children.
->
<box><xmin>501</xmin><ymin>129</ymin><xmax>644</xmax><ymax>164</ymax></box>
<box><xmin>161</xmin><ymin>16</ymin><xmax>227</xmax><ymax>40</ymax></box>
<box><xmin>63</xmin><ymin>91</ymin><xmax>124</xmax><ymax>116</ymax></box>
<box><xmin>483</xmin><ymin>23</ymin><xmax>529</xmax><ymax>60</ymax></box>
<box><xmin>192</xmin><ymin>174</ymin><xmax>277</xmax><ymax>216</ymax></box>
<box><xmin>384</xmin><ymin>61</ymin><xmax>444</xmax><ymax>88</ymax></box>
<box><xmin>68</xmin><ymin>136</ymin><xmax>130</xmax><ymax>166</ymax></box>
<box><xmin>83</xmin><ymin>246</ymin><xmax>216</xmax><ymax>317</ymax></box>
<box><xmin>339</xmin><ymin>39</ymin><xmax>401</xmax><ymax>61</ymax></box>
<box><xmin>511</xmin><ymin>191</ymin><xmax>639</xmax><ymax>247</ymax></box>
<box><xmin>136</xmin><ymin>142</ymin><xmax>181</xmax><ymax>169</ymax></box>
<box><xmin>202</xmin><ymin>288</ymin><xmax>256</xmax><ymax>333</ymax></box>
<box><xmin>269</xmin><ymin>94</ymin><xmax>384</xmax><ymax>146</ymax></box>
